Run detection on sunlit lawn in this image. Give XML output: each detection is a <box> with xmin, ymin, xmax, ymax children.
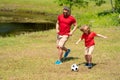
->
<box><xmin>0</xmin><ymin>27</ymin><xmax>120</xmax><ymax>80</ymax></box>
<box><xmin>0</xmin><ymin>0</ymin><xmax>120</xmax><ymax>80</ymax></box>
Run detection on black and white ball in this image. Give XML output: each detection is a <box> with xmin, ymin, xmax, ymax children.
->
<box><xmin>71</xmin><ymin>64</ymin><xmax>79</xmax><ymax>71</ymax></box>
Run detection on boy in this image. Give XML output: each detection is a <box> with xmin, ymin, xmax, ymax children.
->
<box><xmin>76</xmin><ymin>25</ymin><xmax>107</xmax><ymax>69</ymax></box>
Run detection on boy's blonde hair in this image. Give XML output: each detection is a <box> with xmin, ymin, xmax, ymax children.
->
<box><xmin>80</xmin><ymin>25</ymin><xmax>90</xmax><ymax>33</ymax></box>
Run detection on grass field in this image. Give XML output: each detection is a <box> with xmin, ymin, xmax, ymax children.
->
<box><xmin>0</xmin><ymin>0</ymin><xmax>120</xmax><ymax>80</ymax></box>
<box><xmin>0</xmin><ymin>27</ymin><xmax>120</xmax><ymax>80</ymax></box>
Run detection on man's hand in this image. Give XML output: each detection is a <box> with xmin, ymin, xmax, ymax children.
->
<box><xmin>68</xmin><ymin>32</ymin><xmax>72</xmax><ymax>36</ymax></box>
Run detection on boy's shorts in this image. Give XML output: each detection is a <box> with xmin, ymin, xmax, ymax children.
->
<box><xmin>85</xmin><ymin>45</ymin><xmax>94</xmax><ymax>55</ymax></box>
<box><xmin>57</xmin><ymin>35</ymin><xmax>69</xmax><ymax>48</ymax></box>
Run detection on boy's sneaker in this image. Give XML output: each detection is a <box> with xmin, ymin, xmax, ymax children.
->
<box><xmin>87</xmin><ymin>63</ymin><xmax>92</xmax><ymax>69</ymax></box>
<box><xmin>55</xmin><ymin>60</ymin><xmax>62</xmax><ymax>65</ymax></box>
<box><xmin>64</xmin><ymin>49</ymin><xmax>71</xmax><ymax>58</ymax></box>
<box><xmin>85</xmin><ymin>63</ymin><xmax>89</xmax><ymax>66</ymax></box>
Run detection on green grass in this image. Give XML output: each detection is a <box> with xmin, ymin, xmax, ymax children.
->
<box><xmin>0</xmin><ymin>27</ymin><xmax>120</xmax><ymax>80</ymax></box>
<box><xmin>0</xmin><ymin>1</ymin><xmax>120</xmax><ymax>80</ymax></box>
<box><xmin>0</xmin><ymin>0</ymin><xmax>120</xmax><ymax>26</ymax></box>
<box><xmin>0</xmin><ymin>0</ymin><xmax>58</xmax><ymax>22</ymax></box>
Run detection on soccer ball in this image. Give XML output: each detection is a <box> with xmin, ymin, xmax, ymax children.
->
<box><xmin>71</xmin><ymin>64</ymin><xmax>79</xmax><ymax>71</ymax></box>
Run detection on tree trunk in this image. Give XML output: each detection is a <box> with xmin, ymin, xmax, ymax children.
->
<box><xmin>110</xmin><ymin>0</ymin><xmax>114</xmax><ymax>11</ymax></box>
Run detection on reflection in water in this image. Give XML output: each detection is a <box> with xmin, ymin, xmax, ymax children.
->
<box><xmin>0</xmin><ymin>22</ymin><xmax>55</xmax><ymax>36</ymax></box>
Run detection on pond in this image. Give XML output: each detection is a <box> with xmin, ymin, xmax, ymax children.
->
<box><xmin>0</xmin><ymin>22</ymin><xmax>55</xmax><ymax>36</ymax></box>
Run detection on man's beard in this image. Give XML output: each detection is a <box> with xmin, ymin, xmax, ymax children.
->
<box><xmin>63</xmin><ymin>12</ymin><xmax>70</xmax><ymax>18</ymax></box>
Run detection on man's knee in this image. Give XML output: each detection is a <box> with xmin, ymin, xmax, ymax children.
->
<box><xmin>57</xmin><ymin>45</ymin><xmax>64</xmax><ymax>49</ymax></box>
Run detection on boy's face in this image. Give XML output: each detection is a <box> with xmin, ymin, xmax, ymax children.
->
<box><xmin>83</xmin><ymin>29</ymin><xmax>89</xmax><ymax>34</ymax></box>
<box><xmin>83</xmin><ymin>27</ymin><xmax>90</xmax><ymax>34</ymax></box>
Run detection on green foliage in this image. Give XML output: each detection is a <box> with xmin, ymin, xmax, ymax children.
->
<box><xmin>55</xmin><ymin>0</ymin><xmax>107</xmax><ymax>9</ymax></box>
<box><xmin>55</xmin><ymin>0</ymin><xmax>89</xmax><ymax>9</ymax></box>
<box><xmin>76</xmin><ymin>12</ymin><xmax>120</xmax><ymax>27</ymax></box>
<box><xmin>0</xmin><ymin>0</ymin><xmax>119</xmax><ymax>27</ymax></box>
<box><xmin>55</xmin><ymin>0</ymin><xmax>120</xmax><ymax>13</ymax></box>
<box><xmin>54</xmin><ymin>0</ymin><xmax>120</xmax><ymax>27</ymax></box>
<box><xmin>92</xmin><ymin>0</ymin><xmax>106</xmax><ymax>6</ymax></box>
<box><xmin>115</xmin><ymin>0</ymin><xmax>120</xmax><ymax>13</ymax></box>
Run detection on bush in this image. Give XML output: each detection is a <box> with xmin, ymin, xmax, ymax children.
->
<box><xmin>115</xmin><ymin>0</ymin><xmax>120</xmax><ymax>13</ymax></box>
<box><xmin>76</xmin><ymin>12</ymin><xmax>120</xmax><ymax>27</ymax></box>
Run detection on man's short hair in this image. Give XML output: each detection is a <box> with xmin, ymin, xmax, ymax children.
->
<box><xmin>63</xmin><ymin>6</ymin><xmax>70</xmax><ymax>12</ymax></box>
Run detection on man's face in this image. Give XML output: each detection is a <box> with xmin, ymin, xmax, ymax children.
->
<box><xmin>63</xmin><ymin>10</ymin><xmax>70</xmax><ymax>18</ymax></box>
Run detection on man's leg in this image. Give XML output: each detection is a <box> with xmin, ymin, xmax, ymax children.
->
<box><xmin>55</xmin><ymin>35</ymin><xmax>69</xmax><ymax>64</ymax></box>
<box><xmin>59</xmin><ymin>35</ymin><xmax>70</xmax><ymax>58</ymax></box>
<box><xmin>58</xmin><ymin>47</ymin><xmax>63</xmax><ymax>60</ymax></box>
<box><xmin>55</xmin><ymin>35</ymin><xmax>63</xmax><ymax>64</ymax></box>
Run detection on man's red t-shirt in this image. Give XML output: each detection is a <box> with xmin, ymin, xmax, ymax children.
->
<box><xmin>81</xmin><ymin>32</ymin><xmax>97</xmax><ymax>47</ymax></box>
<box><xmin>57</xmin><ymin>14</ymin><xmax>76</xmax><ymax>35</ymax></box>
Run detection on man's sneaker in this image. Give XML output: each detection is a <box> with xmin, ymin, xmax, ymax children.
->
<box><xmin>64</xmin><ymin>49</ymin><xmax>71</xmax><ymax>58</ymax></box>
<box><xmin>87</xmin><ymin>63</ymin><xmax>92</xmax><ymax>69</ymax></box>
<box><xmin>55</xmin><ymin>60</ymin><xmax>62</xmax><ymax>65</ymax></box>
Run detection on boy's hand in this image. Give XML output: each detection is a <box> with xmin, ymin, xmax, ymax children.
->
<box><xmin>75</xmin><ymin>42</ymin><xmax>79</xmax><ymax>44</ymax></box>
<box><xmin>104</xmin><ymin>36</ymin><xmax>107</xmax><ymax>38</ymax></box>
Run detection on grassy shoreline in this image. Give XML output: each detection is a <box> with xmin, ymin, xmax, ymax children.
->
<box><xmin>0</xmin><ymin>0</ymin><xmax>120</xmax><ymax>27</ymax></box>
<box><xmin>0</xmin><ymin>0</ymin><xmax>58</xmax><ymax>23</ymax></box>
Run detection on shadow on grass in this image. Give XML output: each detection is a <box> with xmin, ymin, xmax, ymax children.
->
<box><xmin>97</xmin><ymin>10</ymin><xmax>114</xmax><ymax>16</ymax></box>
<box><xmin>78</xmin><ymin>62</ymin><xmax>97</xmax><ymax>69</ymax></box>
<box><xmin>62</xmin><ymin>57</ymin><xmax>79</xmax><ymax>62</ymax></box>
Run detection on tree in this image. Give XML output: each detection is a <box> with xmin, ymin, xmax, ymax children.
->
<box><xmin>93</xmin><ymin>0</ymin><xmax>106</xmax><ymax>6</ymax></box>
<box><xmin>55</xmin><ymin>0</ymin><xmax>107</xmax><ymax>9</ymax></box>
<box><xmin>55</xmin><ymin>0</ymin><xmax>120</xmax><ymax>13</ymax></box>
<box><xmin>115</xmin><ymin>0</ymin><xmax>120</xmax><ymax>13</ymax></box>
<box><xmin>110</xmin><ymin>0</ymin><xmax>114</xmax><ymax>11</ymax></box>
<box><xmin>55</xmin><ymin>0</ymin><xmax>89</xmax><ymax>10</ymax></box>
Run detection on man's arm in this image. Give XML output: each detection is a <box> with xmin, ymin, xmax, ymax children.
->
<box><xmin>56</xmin><ymin>20</ymin><xmax>59</xmax><ymax>34</ymax></box>
<box><xmin>69</xmin><ymin>23</ymin><xmax>77</xmax><ymax>36</ymax></box>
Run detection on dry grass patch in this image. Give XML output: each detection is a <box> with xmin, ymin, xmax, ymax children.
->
<box><xmin>0</xmin><ymin>28</ymin><xmax>120</xmax><ymax>80</ymax></box>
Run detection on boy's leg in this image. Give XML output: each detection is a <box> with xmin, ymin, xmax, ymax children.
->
<box><xmin>84</xmin><ymin>55</ymin><xmax>89</xmax><ymax>66</ymax></box>
<box><xmin>87</xmin><ymin>55</ymin><xmax>92</xmax><ymax>64</ymax></box>
<box><xmin>84</xmin><ymin>46</ymin><xmax>94</xmax><ymax>66</ymax></box>
<box><xmin>85</xmin><ymin>47</ymin><xmax>89</xmax><ymax>65</ymax></box>
<box><xmin>87</xmin><ymin>46</ymin><xmax>94</xmax><ymax>68</ymax></box>
<box><xmin>88</xmin><ymin>45</ymin><xmax>94</xmax><ymax>63</ymax></box>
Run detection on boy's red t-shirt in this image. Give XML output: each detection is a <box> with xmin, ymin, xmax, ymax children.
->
<box><xmin>57</xmin><ymin>14</ymin><xmax>76</xmax><ymax>35</ymax></box>
<box><xmin>81</xmin><ymin>32</ymin><xmax>97</xmax><ymax>47</ymax></box>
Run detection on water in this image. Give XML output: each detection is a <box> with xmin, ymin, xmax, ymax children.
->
<box><xmin>0</xmin><ymin>22</ymin><xmax>55</xmax><ymax>36</ymax></box>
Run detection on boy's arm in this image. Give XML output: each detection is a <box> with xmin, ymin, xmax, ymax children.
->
<box><xmin>56</xmin><ymin>20</ymin><xmax>59</xmax><ymax>34</ymax></box>
<box><xmin>96</xmin><ymin>34</ymin><xmax>107</xmax><ymax>38</ymax></box>
<box><xmin>76</xmin><ymin>38</ymin><xmax>82</xmax><ymax>44</ymax></box>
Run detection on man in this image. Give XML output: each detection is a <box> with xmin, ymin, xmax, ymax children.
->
<box><xmin>55</xmin><ymin>6</ymin><xmax>77</xmax><ymax>65</ymax></box>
